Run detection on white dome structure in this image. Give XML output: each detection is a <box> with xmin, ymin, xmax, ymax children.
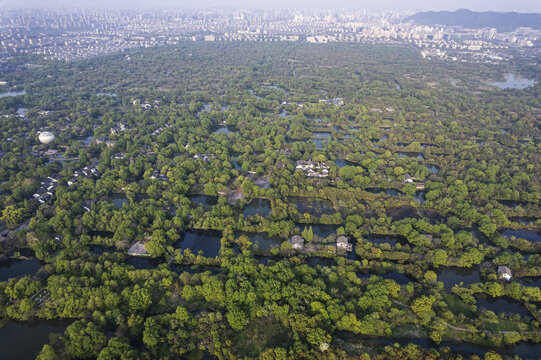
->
<box><xmin>39</xmin><ymin>131</ymin><xmax>55</xmax><ymax>144</ymax></box>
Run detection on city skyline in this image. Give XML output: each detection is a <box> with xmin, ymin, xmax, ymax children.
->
<box><xmin>0</xmin><ymin>0</ymin><xmax>540</xmax><ymax>13</ymax></box>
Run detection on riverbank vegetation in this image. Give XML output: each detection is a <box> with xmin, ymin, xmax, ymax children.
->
<box><xmin>0</xmin><ymin>42</ymin><xmax>540</xmax><ymax>359</ymax></box>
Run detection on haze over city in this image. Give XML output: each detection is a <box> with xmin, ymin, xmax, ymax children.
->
<box><xmin>1</xmin><ymin>0</ymin><xmax>540</xmax><ymax>12</ymax></box>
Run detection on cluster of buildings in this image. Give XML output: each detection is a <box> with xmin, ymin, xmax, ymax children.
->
<box><xmin>403</xmin><ymin>174</ymin><xmax>425</xmax><ymax>190</ymax></box>
<box><xmin>318</xmin><ymin>97</ymin><xmax>344</xmax><ymax>106</ymax></box>
<box><xmin>194</xmin><ymin>153</ymin><xmax>216</xmax><ymax>162</ymax></box>
<box><xmin>109</xmin><ymin>123</ymin><xmax>127</xmax><ymax>135</ymax></box>
<box><xmin>32</xmin><ymin>176</ymin><xmax>58</xmax><ymax>204</ymax></box>
<box><xmin>289</xmin><ymin>234</ymin><xmax>353</xmax><ymax>252</ymax></box>
<box><xmin>94</xmin><ymin>138</ymin><xmax>117</xmax><ymax>147</ymax></box>
<box><xmin>67</xmin><ymin>163</ymin><xmax>100</xmax><ymax>187</ymax></box>
<box><xmin>151</xmin><ymin>123</ymin><xmax>172</xmax><ymax>136</ymax></box>
<box><xmin>150</xmin><ymin>170</ymin><xmax>168</xmax><ymax>182</ymax></box>
<box><xmin>295</xmin><ymin>160</ymin><xmax>330</xmax><ymax>178</ymax></box>
<box><xmin>0</xmin><ymin>9</ymin><xmax>538</xmax><ymax>63</ymax></box>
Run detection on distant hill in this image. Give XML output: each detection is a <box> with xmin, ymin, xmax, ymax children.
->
<box><xmin>406</xmin><ymin>9</ymin><xmax>541</xmax><ymax>32</ymax></box>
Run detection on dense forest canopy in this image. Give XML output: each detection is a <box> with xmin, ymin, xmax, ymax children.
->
<box><xmin>0</xmin><ymin>42</ymin><xmax>540</xmax><ymax>360</ymax></box>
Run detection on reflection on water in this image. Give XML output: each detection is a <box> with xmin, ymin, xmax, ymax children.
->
<box><xmin>295</xmin><ymin>223</ymin><xmax>338</xmax><ymax>238</ymax></box>
<box><xmin>437</xmin><ymin>266</ymin><xmax>481</xmax><ymax>290</ymax></box>
<box><xmin>0</xmin><ymin>258</ymin><xmax>40</xmax><ymax>281</ymax></box>
<box><xmin>357</xmin><ymin>271</ymin><xmax>412</xmax><ymax>285</ymax></box>
<box><xmin>475</xmin><ymin>295</ymin><xmax>527</xmax><ymax>317</ymax></box>
<box><xmin>502</xmin><ymin>229</ymin><xmax>541</xmax><ymax>242</ymax></box>
<box><xmin>0</xmin><ymin>90</ymin><xmax>26</xmax><ymax>98</ymax></box>
<box><xmin>415</xmin><ymin>190</ymin><xmax>426</xmax><ymax>204</ymax></box>
<box><xmin>337</xmin><ymin>331</ymin><xmax>541</xmax><ymax>360</ymax></box>
<box><xmin>189</xmin><ymin>194</ymin><xmax>218</xmax><ymax>207</ymax></box>
<box><xmin>489</xmin><ymin>74</ymin><xmax>535</xmax><ymax>90</ymax></box>
<box><xmin>365</xmin><ymin>235</ymin><xmax>406</xmax><ymax>246</ymax></box>
<box><xmin>0</xmin><ymin>319</ymin><xmax>72</xmax><ymax>360</ymax></box>
<box><xmin>213</xmin><ymin>125</ymin><xmax>238</xmax><ymax>135</ymax></box>
<box><xmin>243</xmin><ymin>198</ymin><xmax>271</xmax><ymax>217</ymax></box>
<box><xmin>366</xmin><ymin>188</ymin><xmax>403</xmax><ymax>197</ymax></box>
<box><xmin>112</xmin><ymin>196</ymin><xmax>128</xmax><ymax>209</ymax></box>
<box><xmin>175</xmin><ymin>230</ymin><xmax>222</xmax><ymax>258</ymax></box>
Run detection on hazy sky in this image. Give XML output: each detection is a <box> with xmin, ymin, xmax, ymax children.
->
<box><xmin>0</xmin><ymin>0</ymin><xmax>540</xmax><ymax>13</ymax></box>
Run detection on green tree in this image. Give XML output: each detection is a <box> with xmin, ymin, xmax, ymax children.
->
<box><xmin>65</xmin><ymin>320</ymin><xmax>107</xmax><ymax>359</ymax></box>
<box><xmin>1</xmin><ymin>204</ymin><xmax>25</xmax><ymax>228</ymax></box>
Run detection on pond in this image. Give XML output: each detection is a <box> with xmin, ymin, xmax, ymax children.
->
<box><xmin>497</xmin><ymin>199</ymin><xmax>535</xmax><ymax>208</ymax></box>
<box><xmin>189</xmin><ymin>194</ymin><xmax>218</xmax><ymax>208</ymax></box>
<box><xmin>175</xmin><ymin>230</ymin><xmax>222</xmax><ymax>258</ymax></box>
<box><xmin>437</xmin><ymin>266</ymin><xmax>481</xmax><ymax>290</ymax></box>
<box><xmin>475</xmin><ymin>295</ymin><xmax>527</xmax><ymax>317</ymax></box>
<box><xmin>366</xmin><ymin>188</ymin><xmax>403</xmax><ymax>197</ymax></box>
<box><xmin>0</xmin><ymin>90</ymin><xmax>26</xmax><ymax>98</ymax></box>
<box><xmin>312</xmin><ymin>139</ymin><xmax>325</xmax><ymax>149</ymax></box>
<box><xmin>0</xmin><ymin>319</ymin><xmax>72</xmax><ymax>360</ymax></box>
<box><xmin>82</xmin><ymin>135</ymin><xmax>93</xmax><ymax>145</ymax></box>
<box><xmin>335</xmin><ymin>159</ymin><xmax>357</xmax><ymax>168</ymax></box>
<box><xmin>313</xmin><ymin>125</ymin><xmax>332</xmax><ymax>130</ymax></box>
<box><xmin>261</xmin><ymin>84</ymin><xmax>286</xmax><ymax>92</ymax></box>
<box><xmin>364</xmin><ymin>235</ymin><xmax>406</xmax><ymax>246</ymax></box>
<box><xmin>520</xmin><ymin>277</ymin><xmax>541</xmax><ymax>289</ymax></box>
<box><xmin>279</xmin><ymin>109</ymin><xmax>292</xmax><ymax>118</ymax></box>
<box><xmin>243</xmin><ymin>198</ymin><xmax>271</xmax><ymax>217</ymax></box>
<box><xmin>290</xmin><ymin>197</ymin><xmax>334</xmax><ymax>216</ymax></box>
<box><xmin>230</xmin><ymin>156</ymin><xmax>242</xmax><ymax>170</ymax></box>
<box><xmin>213</xmin><ymin>125</ymin><xmax>238</xmax><ymax>135</ymax></box>
<box><xmin>88</xmin><ymin>245</ymin><xmax>117</xmax><ymax>255</ymax></box>
<box><xmin>357</xmin><ymin>271</ymin><xmax>412</xmax><ymax>285</ymax></box>
<box><xmin>336</xmin><ymin>332</ymin><xmax>541</xmax><ymax>360</ymax></box>
<box><xmin>502</xmin><ymin>229</ymin><xmax>541</xmax><ymax>242</ymax></box>
<box><xmin>306</xmin><ymin>257</ymin><xmax>336</xmax><ymax>268</ymax></box>
<box><xmin>109</xmin><ymin>194</ymin><xmax>147</xmax><ymax>209</ymax></box>
<box><xmin>296</xmin><ymin>223</ymin><xmax>339</xmax><ymax>239</ymax></box>
<box><xmin>489</xmin><ymin>74</ymin><xmax>535</xmax><ymax>90</ymax></box>
<box><xmin>415</xmin><ymin>190</ymin><xmax>426</xmax><ymax>204</ymax></box>
<box><xmin>111</xmin><ymin>195</ymin><xmax>129</xmax><ymax>209</ymax></box>
<box><xmin>397</xmin><ymin>152</ymin><xmax>424</xmax><ymax>160</ymax></box>
<box><xmin>509</xmin><ymin>217</ymin><xmax>537</xmax><ymax>225</ymax></box>
<box><xmin>379</xmin><ymin>135</ymin><xmax>388</xmax><ymax>141</ymax></box>
<box><xmin>88</xmin><ymin>230</ymin><xmax>114</xmax><ymax>238</ymax></box>
<box><xmin>474</xmin><ymin>139</ymin><xmax>485</xmax><ymax>146</ymax></box>
<box><xmin>387</xmin><ymin>206</ymin><xmax>420</xmax><ymax>221</ymax></box>
<box><xmin>426</xmin><ymin>164</ymin><xmax>439</xmax><ymax>174</ymax></box>
<box><xmin>380</xmin><ymin>271</ymin><xmax>412</xmax><ymax>285</ymax></box>
<box><xmin>242</xmin><ymin>232</ymin><xmax>282</xmax><ymax>250</ymax></box>
<box><xmin>0</xmin><ymin>258</ymin><xmax>41</xmax><ymax>281</ymax></box>
<box><xmin>126</xmin><ymin>256</ymin><xmax>163</xmax><ymax>270</ymax></box>
<box><xmin>96</xmin><ymin>92</ymin><xmax>117</xmax><ymax>97</ymax></box>
<box><xmin>313</xmin><ymin>132</ymin><xmax>332</xmax><ymax>139</ymax></box>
